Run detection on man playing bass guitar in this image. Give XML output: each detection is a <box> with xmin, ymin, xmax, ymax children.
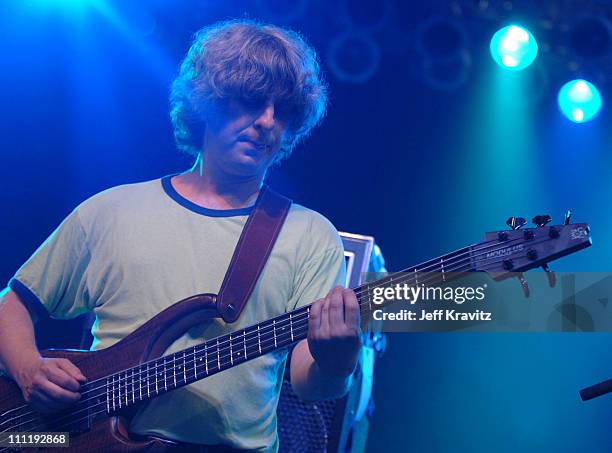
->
<box><xmin>0</xmin><ymin>20</ymin><xmax>361</xmax><ymax>452</ymax></box>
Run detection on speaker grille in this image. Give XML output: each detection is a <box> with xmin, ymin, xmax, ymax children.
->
<box><xmin>277</xmin><ymin>377</ymin><xmax>340</xmax><ymax>453</ymax></box>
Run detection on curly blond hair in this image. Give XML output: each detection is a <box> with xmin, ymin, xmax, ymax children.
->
<box><xmin>170</xmin><ymin>20</ymin><xmax>328</xmax><ymax>161</ymax></box>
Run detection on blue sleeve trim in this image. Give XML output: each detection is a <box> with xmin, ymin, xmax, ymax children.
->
<box><xmin>161</xmin><ymin>174</ymin><xmax>254</xmax><ymax>217</ymax></box>
<box><xmin>8</xmin><ymin>278</ymin><xmax>49</xmax><ymax>319</ymax></box>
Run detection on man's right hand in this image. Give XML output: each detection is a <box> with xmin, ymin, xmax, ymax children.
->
<box><xmin>15</xmin><ymin>356</ymin><xmax>86</xmax><ymax>414</ymax></box>
<box><xmin>0</xmin><ymin>289</ymin><xmax>87</xmax><ymax>413</ymax></box>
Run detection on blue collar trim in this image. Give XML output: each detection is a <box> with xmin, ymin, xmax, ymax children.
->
<box><xmin>161</xmin><ymin>175</ymin><xmax>254</xmax><ymax>217</ymax></box>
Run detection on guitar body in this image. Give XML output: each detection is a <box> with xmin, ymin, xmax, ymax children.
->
<box><xmin>0</xmin><ymin>293</ymin><xmax>219</xmax><ymax>452</ymax></box>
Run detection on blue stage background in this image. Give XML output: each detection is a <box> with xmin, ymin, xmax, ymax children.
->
<box><xmin>1</xmin><ymin>1</ymin><xmax>611</xmax><ymax>451</ymax></box>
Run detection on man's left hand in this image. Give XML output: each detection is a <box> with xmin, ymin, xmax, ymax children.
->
<box><xmin>307</xmin><ymin>286</ymin><xmax>361</xmax><ymax>378</ymax></box>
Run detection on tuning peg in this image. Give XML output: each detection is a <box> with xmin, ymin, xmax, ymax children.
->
<box><xmin>532</xmin><ymin>214</ymin><xmax>552</xmax><ymax>228</ymax></box>
<box><xmin>542</xmin><ymin>264</ymin><xmax>556</xmax><ymax>288</ymax></box>
<box><xmin>517</xmin><ymin>273</ymin><xmax>530</xmax><ymax>298</ymax></box>
<box><xmin>506</xmin><ymin>217</ymin><xmax>526</xmax><ymax>230</ymax></box>
<box><xmin>564</xmin><ymin>209</ymin><xmax>572</xmax><ymax>225</ymax></box>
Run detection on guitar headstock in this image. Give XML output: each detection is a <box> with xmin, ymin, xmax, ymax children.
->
<box><xmin>472</xmin><ymin>214</ymin><xmax>591</xmax><ymax>281</ymax></box>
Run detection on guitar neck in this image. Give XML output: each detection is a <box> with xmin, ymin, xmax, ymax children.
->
<box><xmin>355</xmin><ymin>245</ymin><xmax>474</xmax><ymax>313</ymax></box>
<box><xmin>97</xmin><ymin>244</ymin><xmax>476</xmax><ymax>415</ymax></box>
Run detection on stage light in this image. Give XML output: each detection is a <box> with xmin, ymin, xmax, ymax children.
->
<box><xmin>415</xmin><ymin>16</ymin><xmax>472</xmax><ymax>91</ymax></box>
<box><xmin>490</xmin><ymin>25</ymin><xmax>538</xmax><ymax>71</ymax></box>
<box><xmin>558</xmin><ymin>79</ymin><xmax>603</xmax><ymax>123</ymax></box>
<box><xmin>327</xmin><ymin>33</ymin><xmax>381</xmax><ymax>84</ymax></box>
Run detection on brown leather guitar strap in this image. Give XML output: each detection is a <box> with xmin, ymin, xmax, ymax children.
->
<box><xmin>216</xmin><ymin>184</ymin><xmax>292</xmax><ymax>323</ymax></box>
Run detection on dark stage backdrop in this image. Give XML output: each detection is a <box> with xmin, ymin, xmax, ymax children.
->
<box><xmin>1</xmin><ymin>1</ymin><xmax>611</xmax><ymax>452</ymax></box>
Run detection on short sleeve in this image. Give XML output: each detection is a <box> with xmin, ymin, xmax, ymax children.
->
<box><xmin>287</xmin><ymin>245</ymin><xmax>346</xmax><ymax>312</ymax></box>
<box><xmin>9</xmin><ymin>210</ymin><xmax>92</xmax><ymax>319</ymax></box>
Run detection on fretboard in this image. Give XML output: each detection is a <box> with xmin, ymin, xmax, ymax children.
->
<box><xmin>98</xmin><ymin>244</ymin><xmax>476</xmax><ymax>415</ymax></box>
<box><xmin>101</xmin><ymin>307</ymin><xmax>311</xmax><ymax>415</ymax></box>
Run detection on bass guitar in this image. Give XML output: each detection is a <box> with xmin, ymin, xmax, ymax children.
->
<box><xmin>0</xmin><ymin>217</ymin><xmax>592</xmax><ymax>452</ymax></box>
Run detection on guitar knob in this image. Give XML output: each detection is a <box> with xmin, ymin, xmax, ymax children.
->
<box><xmin>564</xmin><ymin>209</ymin><xmax>572</xmax><ymax>225</ymax></box>
<box><xmin>506</xmin><ymin>217</ymin><xmax>526</xmax><ymax>230</ymax></box>
<box><xmin>532</xmin><ymin>214</ymin><xmax>552</xmax><ymax>228</ymax></box>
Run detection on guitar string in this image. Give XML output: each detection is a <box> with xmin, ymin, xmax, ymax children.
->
<box><xmin>1</xmin><ymin>234</ymin><xmax>513</xmax><ymax>425</ymax></box>
<box><xmin>3</xmin><ymin>238</ymin><xmax>550</xmax><ymax>434</ymax></box>
<box><xmin>0</xmin><ymin>228</ymin><xmax>575</xmax><ymax>448</ymax></box>
<box><xmin>7</xmin><ymin>242</ymin><xmax>521</xmax><ymax>436</ymax></box>
<box><xmin>6</xmin><ymin>324</ymin><xmax>311</xmax><ymax>433</ymax></box>
<box><xmin>60</xmin><ymin>234</ymin><xmax>529</xmax><ymax>400</ymax></box>
<box><xmin>4</xmin><ymin>242</ymin><xmax>550</xmax><ymax>435</ymax></box>
<box><xmin>0</xmin><ymin>318</ymin><xmax>303</xmax><ymax>445</ymax></box>
<box><xmin>2</xmin><ymin>234</ymin><xmax>554</xmax><ymax>432</ymax></box>
<box><xmin>4</xmin><ymin>256</ymin><xmax>479</xmax><ymax>434</ymax></box>
<box><xmin>2</xmin><ymin>231</ymin><xmax>537</xmax><ymax>420</ymax></box>
<box><xmin>2</xmin><ymin>234</ymin><xmax>548</xmax><ymax>433</ymax></box>
<box><xmin>4</xmin><ymin>249</ymin><xmax>540</xmax><ymax>435</ymax></box>
<box><xmin>351</xmin><ymin>231</ymin><xmax>552</xmax><ymax>300</ymax></box>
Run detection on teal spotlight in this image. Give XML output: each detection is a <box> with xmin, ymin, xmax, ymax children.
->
<box><xmin>558</xmin><ymin>79</ymin><xmax>603</xmax><ymax>123</ymax></box>
<box><xmin>490</xmin><ymin>25</ymin><xmax>538</xmax><ymax>71</ymax></box>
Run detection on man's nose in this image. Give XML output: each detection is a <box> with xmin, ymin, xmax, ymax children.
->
<box><xmin>254</xmin><ymin>103</ymin><xmax>276</xmax><ymax>131</ymax></box>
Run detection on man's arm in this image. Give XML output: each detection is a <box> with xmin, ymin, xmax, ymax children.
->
<box><xmin>290</xmin><ymin>286</ymin><xmax>361</xmax><ymax>400</ymax></box>
<box><xmin>0</xmin><ymin>288</ymin><xmax>40</xmax><ymax>375</ymax></box>
<box><xmin>0</xmin><ymin>288</ymin><xmax>86</xmax><ymax>412</ymax></box>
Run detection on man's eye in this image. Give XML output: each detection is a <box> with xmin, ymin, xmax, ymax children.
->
<box><xmin>275</xmin><ymin>103</ymin><xmax>297</xmax><ymax>120</ymax></box>
<box><xmin>240</xmin><ymin>98</ymin><xmax>265</xmax><ymax>111</ymax></box>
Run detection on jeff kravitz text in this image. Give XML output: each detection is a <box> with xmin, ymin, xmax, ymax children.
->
<box><xmin>373</xmin><ymin>309</ymin><xmax>492</xmax><ymax>321</ymax></box>
<box><xmin>369</xmin><ymin>281</ymin><xmax>493</xmax><ymax>325</ymax></box>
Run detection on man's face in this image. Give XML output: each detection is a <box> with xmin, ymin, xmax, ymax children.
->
<box><xmin>202</xmin><ymin>98</ymin><xmax>288</xmax><ymax>178</ymax></box>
